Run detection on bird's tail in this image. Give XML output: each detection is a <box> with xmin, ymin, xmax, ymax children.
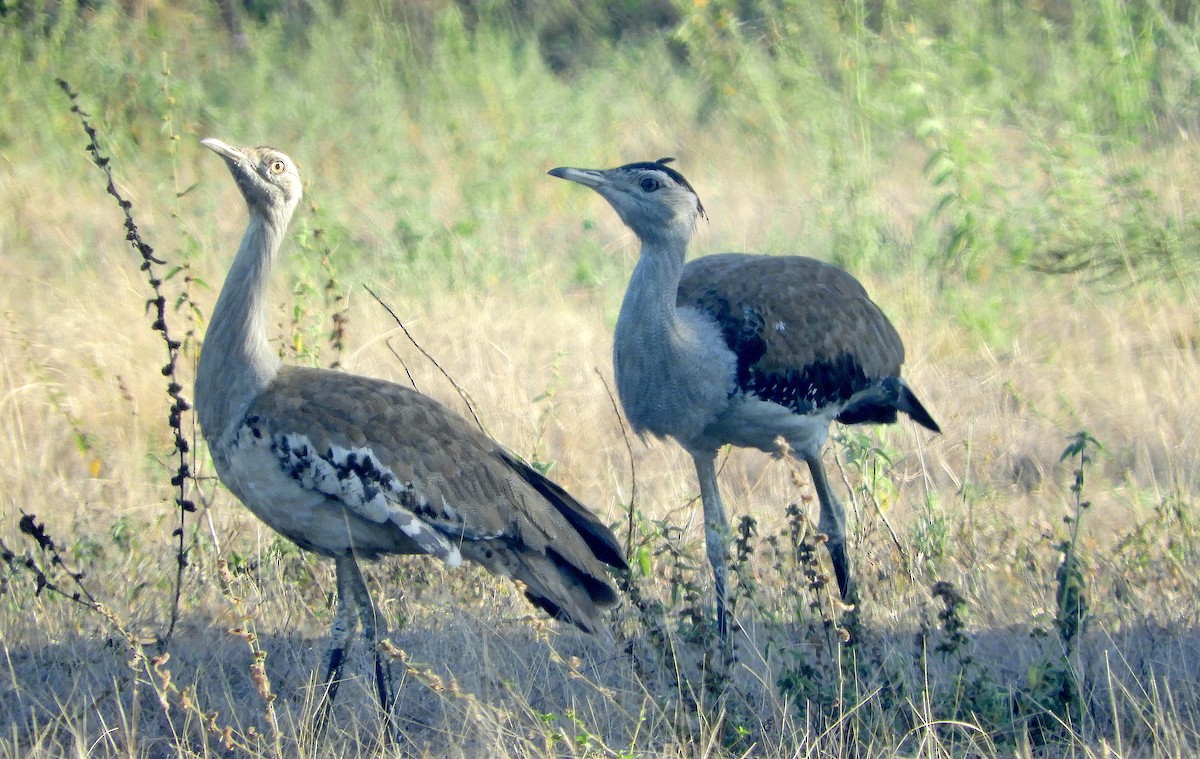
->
<box><xmin>896</xmin><ymin>381</ymin><xmax>941</xmax><ymax>434</ymax></box>
<box><xmin>460</xmin><ymin>451</ymin><xmax>628</xmax><ymax>634</ymax></box>
<box><xmin>516</xmin><ymin>548</ymin><xmax>618</xmax><ymax>634</ymax></box>
<box><xmin>838</xmin><ymin>376</ymin><xmax>941</xmax><ymax>434</ymax></box>
<box><xmin>502</xmin><ymin>450</ymin><xmax>627</xmax><ymax>570</ymax></box>
<box><xmin>460</xmin><ymin>540</ymin><xmax>619</xmax><ymax>634</ymax></box>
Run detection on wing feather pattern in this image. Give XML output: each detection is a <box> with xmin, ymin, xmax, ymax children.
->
<box><xmin>238</xmin><ymin>365</ymin><xmax>624</xmax><ymax>631</ymax></box>
<box><xmin>678</xmin><ymin>254</ymin><xmax>915</xmax><ymax>420</ymax></box>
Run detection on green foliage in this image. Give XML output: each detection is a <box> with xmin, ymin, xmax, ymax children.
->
<box><xmin>6</xmin><ymin>0</ymin><xmax>1200</xmax><ymax>288</ymax></box>
<box><xmin>910</xmin><ymin>493</ymin><xmax>952</xmax><ymax>571</ymax></box>
<box><xmin>285</xmin><ymin>206</ymin><xmax>352</xmax><ymax>367</ymax></box>
<box><xmin>1015</xmin><ymin>431</ymin><xmax>1099</xmax><ymax>745</ymax></box>
<box><xmin>761</xmin><ymin>498</ymin><xmax>854</xmax><ymax>717</ymax></box>
<box><xmin>918</xmin><ymin>581</ymin><xmax>1013</xmax><ymax>739</ymax></box>
<box><xmin>919</xmin><ymin>123</ymin><xmax>996</xmax><ymax>279</ymax></box>
<box><xmin>1056</xmin><ymin>431</ymin><xmax>1097</xmax><ymax>649</ymax></box>
<box><xmin>837</xmin><ymin>430</ymin><xmax>896</xmax><ymax>488</ymax></box>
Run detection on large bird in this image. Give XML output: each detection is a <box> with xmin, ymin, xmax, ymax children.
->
<box><xmin>197</xmin><ymin>138</ymin><xmax>626</xmax><ymax>728</ymax></box>
<box><xmin>550</xmin><ymin>158</ymin><xmax>938</xmax><ymax>650</ymax></box>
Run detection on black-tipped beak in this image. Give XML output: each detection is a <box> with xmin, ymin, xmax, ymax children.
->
<box><xmin>548</xmin><ymin>166</ymin><xmax>607</xmax><ymax>189</ymax></box>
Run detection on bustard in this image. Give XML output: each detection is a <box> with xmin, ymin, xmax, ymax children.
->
<box><xmin>550</xmin><ymin>159</ymin><xmax>939</xmax><ymax>648</ymax></box>
<box><xmin>197</xmin><ymin>138</ymin><xmax>626</xmax><ymax>726</ymax></box>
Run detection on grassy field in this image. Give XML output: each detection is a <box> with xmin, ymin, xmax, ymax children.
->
<box><xmin>3</xmin><ymin>0</ymin><xmax>1200</xmax><ymax>755</ymax></box>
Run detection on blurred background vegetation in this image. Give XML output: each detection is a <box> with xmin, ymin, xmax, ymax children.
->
<box><xmin>5</xmin><ymin>0</ymin><xmax>1200</xmax><ymax>290</ymax></box>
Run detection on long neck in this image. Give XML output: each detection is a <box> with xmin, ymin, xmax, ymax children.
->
<box><xmin>613</xmin><ymin>235</ymin><xmax>713</xmax><ymax>438</ymax></box>
<box><xmin>196</xmin><ymin>211</ymin><xmax>286</xmax><ymax>446</ymax></box>
<box><xmin>616</xmin><ymin>240</ymin><xmax>688</xmax><ymax>348</ymax></box>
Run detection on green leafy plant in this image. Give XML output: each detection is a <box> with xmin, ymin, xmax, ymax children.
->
<box><xmin>1019</xmin><ymin>430</ymin><xmax>1099</xmax><ymax>746</ymax></box>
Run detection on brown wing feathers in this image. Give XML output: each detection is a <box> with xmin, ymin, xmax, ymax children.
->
<box><xmin>257</xmin><ymin>365</ymin><xmax>625</xmax><ymax>631</ymax></box>
<box><xmin>499</xmin><ymin>449</ymin><xmax>625</xmax><ymax>569</ymax></box>
<box><xmin>679</xmin><ymin>253</ymin><xmax>938</xmax><ymax>430</ymax></box>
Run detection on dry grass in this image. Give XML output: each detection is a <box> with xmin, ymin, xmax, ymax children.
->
<box><xmin>3</xmin><ymin>214</ymin><xmax>1199</xmax><ymax>754</ymax></box>
<box><xmin>3</xmin><ymin>3</ymin><xmax>1200</xmax><ymax>752</ymax></box>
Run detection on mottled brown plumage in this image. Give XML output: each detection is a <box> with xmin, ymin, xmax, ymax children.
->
<box><xmin>197</xmin><ymin>139</ymin><xmax>625</xmax><ymax>732</ymax></box>
<box><xmin>243</xmin><ymin>365</ymin><xmax>622</xmax><ymax>620</ymax></box>
<box><xmin>679</xmin><ymin>254</ymin><xmax>904</xmax><ymax>380</ymax></box>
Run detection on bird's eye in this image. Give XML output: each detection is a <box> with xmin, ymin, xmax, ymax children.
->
<box><xmin>269</xmin><ymin>159</ymin><xmax>286</xmax><ymax>175</ymax></box>
<box><xmin>639</xmin><ymin>177</ymin><xmax>661</xmax><ymax>192</ymax></box>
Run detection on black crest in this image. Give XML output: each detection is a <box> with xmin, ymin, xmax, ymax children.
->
<box><xmin>619</xmin><ymin>157</ymin><xmax>707</xmax><ymax>219</ymax></box>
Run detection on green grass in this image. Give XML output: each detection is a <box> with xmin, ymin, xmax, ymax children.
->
<box><xmin>3</xmin><ymin>0</ymin><xmax>1200</xmax><ymax>755</ymax></box>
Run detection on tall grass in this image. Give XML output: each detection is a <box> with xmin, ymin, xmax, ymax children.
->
<box><xmin>2</xmin><ymin>0</ymin><xmax>1200</xmax><ymax>755</ymax></box>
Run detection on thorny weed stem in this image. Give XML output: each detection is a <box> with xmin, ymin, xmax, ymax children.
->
<box><xmin>4</xmin><ymin>512</ymin><xmax>97</xmax><ymax>607</ymax></box>
<box><xmin>0</xmin><ymin>514</ymin><xmax>282</xmax><ymax>753</ymax></box>
<box><xmin>56</xmin><ymin>78</ymin><xmax>196</xmax><ymax>644</ymax></box>
<box><xmin>45</xmin><ymin>80</ymin><xmax>286</xmax><ymax>755</ymax></box>
<box><xmin>0</xmin><ymin>514</ymin><xmax>175</xmax><ymax>746</ymax></box>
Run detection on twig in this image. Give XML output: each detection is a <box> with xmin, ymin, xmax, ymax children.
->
<box><xmin>56</xmin><ymin>78</ymin><xmax>196</xmax><ymax>643</ymax></box>
<box><xmin>593</xmin><ymin>368</ymin><xmax>637</xmax><ymax>566</ymax></box>
<box><xmin>4</xmin><ymin>513</ymin><xmax>97</xmax><ymax>607</ymax></box>
<box><xmin>383</xmin><ymin>340</ymin><xmax>420</xmax><ymax>392</ymax></box>
<box><xmin>363</xmin><ymin>284</ymin><xmax>485</xmax><ymax>434</ymax></box>
<box><xmin>832</xmin><ymin>443</ymin><xmax>913</xmax><ymax>583</ymax></box>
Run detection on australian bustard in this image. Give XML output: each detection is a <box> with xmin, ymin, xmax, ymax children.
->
<box><xmin>549</xmin><ymin>158</ymin><xmax>939</xmax><ymax>649</ymax></box>
<box><xmin>197</xmin><ymin>138</ymin><xmax>626</xmax><ymax>727</ymax></box>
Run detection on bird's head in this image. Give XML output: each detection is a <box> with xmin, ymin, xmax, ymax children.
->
<box><xmin>202</xmin><ymin>138</ymin><xmax>303</xmax><ymax>221</ymax></box>
<box><xmin>549</xmin><ymin>158</ymin><xmax>706</xmax><ymax>246</ymax></box>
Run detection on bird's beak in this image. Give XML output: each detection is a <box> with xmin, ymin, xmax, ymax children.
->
<box><xmin>201</xmin><ymin>137</ymin><xmax>246</xmax><ymax>165</ymax></box>
<box><xmin>548</xmin><ymin>166</ymin><xmax>607</xmax><ymax>189</ymax></box>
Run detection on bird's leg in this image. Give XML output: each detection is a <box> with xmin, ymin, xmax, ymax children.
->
<box><xmin>313</xmin><ymin>554</ymin><xmax>360</xmax><ymax>736</ymax></box>
<box><xmin>693</xmin><ymin>454</ymin><xmax>732</xmax><ymax>662</ymax></box>
<box><xmin>803</xmin><ymin>452</ymin><xmax>855</xmax><ymax>601</ymax></box>
<box><xmin>342</xmin><ymin>553</ymin><xmax>396</xmax><ymax>738</ymax></box>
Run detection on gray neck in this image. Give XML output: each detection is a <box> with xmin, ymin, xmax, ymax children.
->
<box><xmin>614</xmin><ymin>236</ymin><xmax>733</xmax><ymax>444</ymax></box>
<box><xmin>615</xmin><ymin>240</ymin><xmax>686</xmax><ymax>352</ymax></box>
<box><xmin>195</xmin><ymin>213</ymin><xmax>286</xmax><ymax>447</ymax></box>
